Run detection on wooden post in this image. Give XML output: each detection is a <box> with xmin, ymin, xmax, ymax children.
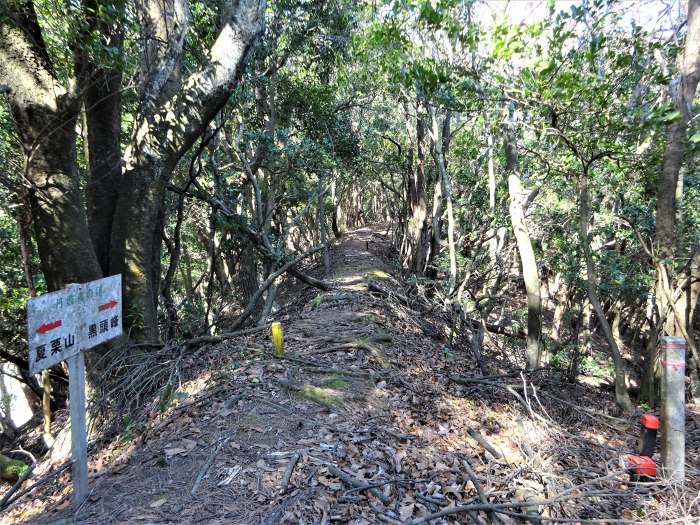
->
<box><xmin>68</xmin><ymin>350</ymin><xmax>88</xmax><ymax>505</ymax></box>
<box><xmin>661</xmin><ymin>336</ymin><xmax>686</xmax><ymax>483</ymax></box>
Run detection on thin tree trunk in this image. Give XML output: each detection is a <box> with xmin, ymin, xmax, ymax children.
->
<box><xmin>162</xmin><ymin>193</ymin><xmax>186</xmax><ymax>337</ymax></box>
<box><xmin>16</xmin><ymin>196</ymin><xmax>51</xmax><ymax>442</ymax></box>
<box><xmin>578</xmin><ymin>172</ymin><xmax>633</xmax><ymax>413</ymax></box>
<box><xmin>551</xmin><ymin>276</ymin><xmax>567</xmax><ymax>342</ymax></box>
<box><xmin>655</xmin><ymin>0</ymin><xmax>700</xmax><ymax>336</ymax></box>
<box><xmin>331</xmin><ymin>179</ymin><xmax>342</xmax><ymax>238</ymax></box>
<box><xmin>569</xmin><ymin>298</ymin><xmax>590</xmax><ymax>382</ymax></box>
<box><xmin>504</xmin><ymin>115</ymin><xmax>542</xmax><ymax>370</ymax></box>
<box><xmin>688</xmin><ymin>252</ymin><xmax>700</xmax><ymax>401</ymax></box>
<box><xmin>318</xmin><ymin>171</ymin><xmax>330</xmax><ymax>275</ymax></box>
<box><xmin>428</xmin><ymin>108</ymin><xmax>457</xmax><ymax>290</ymax></box>
<box><xmin>487</xmin><ymin>126</ymin><xmax>496</xmax><ymax>263</ymax></box>
<box><xmin>408</xmin><ymin>103</ymin><xmax>429</xmax><ymax>274</ymax></box>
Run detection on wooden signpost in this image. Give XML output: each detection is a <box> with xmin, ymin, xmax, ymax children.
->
<box><xmin>27</xmin><ymin>275</ymin><xmax>123</xmax><ymax>506</ymax></box>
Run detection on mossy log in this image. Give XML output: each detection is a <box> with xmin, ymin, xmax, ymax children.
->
<box><xmin>0</xmin><ymin>454</ymin><xmax>28</xmax><ymax>482</ymax></box>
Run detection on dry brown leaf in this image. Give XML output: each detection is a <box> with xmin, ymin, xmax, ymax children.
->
<box><xmin>399</xmin><ymin>501</ymin><xmax>415</xmax><ymax>520</ymax></box>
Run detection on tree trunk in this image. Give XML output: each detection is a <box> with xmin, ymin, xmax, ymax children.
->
<box><xmin>578</xmin><ymin>172</ymin><xmax>633</xmax><ymax>413</ymax></box>
<box><xmin>407</xmin><ymin>102</ymin><xmax>429</xmax><ymax>274</ymax></box>
<box><xmin>82</xmin><ymin>0</ymin><xmax>124</xmax><ymax>276</ymax></box>
<box><xmin>318</xmin><ymin>171</ymin><xmax>330</xmax><ymax>275</ymax></box>
<box><xmin>690</xmin><ymin>255</ymin><xmax>700</xmax><ymax>401</ymax></box>
<box><xmin>551</xmin><ymin>276</ymin><xmax>567</xmax><ymax>343</ymax></box>
<box><xmin>503</xmin><ymin>116</ymin><xmax>542</xmax><ymax>370</ymax></box>
<box><xmin>428</xmin><ymin>108</ymin><xmax>457</xmax><ymax>290</ymax></box>
<box><xmin>655</xmin><ymin>0</ymin><xmax>700</xmax><ymax>336</ymax></box>
<box><xmin>162</xmin><ymin>192</ymin><xmax>186</xmax><ymax>337</ymax></box>
<box><xmin>110</xmin><ymin>0</ymin><xmax>265</xmax><ymax>341</ymax></box>
<box><xmin>238</xmin><ymin>187</ymin><xmax>262</xmax><ymax>318</ymax></box>
<box><xmin>427</xmin><ymin>154</ymin><xmax>443</xmax><ymax>279</ymax></box>
<box><xmin>331</xmin><ymin>179</ymin><xmax>342</xmax><ymax>238</ymax></box>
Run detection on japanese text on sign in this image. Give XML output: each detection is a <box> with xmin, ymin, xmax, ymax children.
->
<box><xmin>27</xmin><ymin>275</ymin><xmax>122</xmax><ymax>373</ymax></box>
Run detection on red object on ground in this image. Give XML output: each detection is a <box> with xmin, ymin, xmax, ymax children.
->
<box><xmin>639</xmin><ymin>413</ymin><xmax>659</xmax><ymax>456</ymax></box>
<box><xmin>625</xmin><ymin>455</ymin><xmax>657</xmax><ymax>478</ymax></box>
<box><xmin>641</xmin><ymin>413</ymin><xmax>660</xmax><ymax>429</ymax></box>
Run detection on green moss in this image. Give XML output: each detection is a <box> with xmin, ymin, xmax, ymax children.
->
<box><xmin>0</xmin><ymin>454</ymin><xmax>28</xmax><ymax>481</ymax></box>
<box><xmin>310</xmin><ymin>294</ymin><xmax>323</xmax><ymax>308</ymax></box>
<box><xmin>323</xmin><ymin>378</ymin><xmax>350</xmax><ymax>389</ymax></box>
<box><xmin>284</xmin><ymin>382</ymin><xmax>346</xmax><ymax>408</ymax></box>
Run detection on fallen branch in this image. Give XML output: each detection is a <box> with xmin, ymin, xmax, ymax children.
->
<box><xmin>466</xmin><ymin>428</ymin><xmax>503</xmax><ymax>459</ymax></box>
<box><xmin>324</xmin><ymin>463</ymin><xmax>391</xmax><ymax>505</ymax></box>
<box><xmin>274</xmin><ymin>352</ymin><xmax>374</xmax><ymax>378</ymax></box>
<box><xmin>367</xmin><ymin>280</ymin><xmax>411</xmax><ymax>307</ymax></box>
<box><xmin>183</xmin><ymin>324</ymin><xmax>270</xmax><ymax>347</ymax></box>
<box><xmin>448</xmin><ymin>374</ymin><xmax>551</xmax><ymax>425</ymax></box>
<box><xmin>404</xmin><ymin>472</ymin><xmax>621</xmax><ymax>525</ymax></box>
<box><xmin>230</xmin><ymin>245</ymin><xmax>325</xmax><ymax>331</ymax></box>
<box><xmin>460</xmin><ymin>455</ymin><xmax>499</xmax><ymax>524</ymax></box>
<box><xmin>280</xmin><ymin>452</ymin><xmax>301</xmax><ymax>493</ymax></box>
<box><xmin>288</xmin><ymin>265</ymin><xmax>332</xmax><ymax>291</ymax></box>
<box><xmin>537</xmin><ymin>390</ymin><xmax>628</xmax><ymax>432</ymax></box>
<box><xmin>0</xmin><ymin>461</ymin><xmax>72</xmax><ymax>511</ymax></box>
<box><xmin>0</xmin><ymin>453</ymin><xmax>36</xmax><ymax>509</ymax></box>
<box><xmin>191</xmin><ymin>437</ymin><xmax>229</xmax><ymax>497</ymax></box>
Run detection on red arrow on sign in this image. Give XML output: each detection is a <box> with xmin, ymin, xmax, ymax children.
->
<box><xmin>37</xmin><ymin>320</ymin><xmax>62</xmax><ymax>334</ymax></box>
<box><xmin>98</xmin><ymin>299</ymin><xmax>118</xmax><ymax>312</ymax></box>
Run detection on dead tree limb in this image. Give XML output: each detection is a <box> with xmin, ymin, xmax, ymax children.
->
<box><xmin>280</xmin><ymin>452</ymin><xmax>301</xmax><ymax>493</ymax></box>
<box><xmin>230</xmin><ymin>245</ymin><xmax>325</xmax><ymax>331</ymax></box>
<box><xmin>183</xmin><ymin>324</ymin><xmax>270</xmax><ymax>347</ymax></box>
<box><xmin>325</xmin><ymin>463</ymin><xmax>391</xmax><ymax>505</ymax></box>
<box><xmin>465</xmin><ymin>428</ymin><xmax>503</xmax><ymax>459</ymax></box>
<box><xmin>288</xmin><ymin>265</ymin><xmax>332</xmax><ymax>291</ymax></box>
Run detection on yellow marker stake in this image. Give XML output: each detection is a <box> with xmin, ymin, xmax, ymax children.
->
<box><xmin>271</xmin><ymin>322</ymin><xmax>284</xmax><ymax>357</ymax></box>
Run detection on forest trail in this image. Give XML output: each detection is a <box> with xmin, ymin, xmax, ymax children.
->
<box><xmin>5</xmin><ymin>226</ymin><xmax>699</xmax><ymax>524</ymax></box>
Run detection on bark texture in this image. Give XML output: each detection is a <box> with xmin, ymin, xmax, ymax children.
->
<box><xmin>655</xmin><ymin>0</ymin><xmax>700</xmax><ymax>335</ymax></box>
<box><xmin>0</xmin><ymin>2</ymin><xmax>103</xmax><ymax>291</ymax></box>
<box><xmin>504</xmin><ymin>119</ymin><xmax>542</xmax><ymax>370</ymax></box>
<box><xmin>111</xmin><ymin>0</ymin><xmax>266</xmax><ymax>341</ymax></box>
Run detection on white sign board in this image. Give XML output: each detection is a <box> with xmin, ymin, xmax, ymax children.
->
<box><xmin>27</xmin><ymin>275</ymin><xmax>122</xmax><ymax>374</ymax></box>
<box><xmin>26</xmin><ymin>274</ymin><xmax>123</xmax><ymax>507</ymax></box>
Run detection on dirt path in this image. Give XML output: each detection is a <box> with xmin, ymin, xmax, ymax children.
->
<box><xmin>4</xmin><ymin>225</ymin><xmax>697</xmax><ymax>524</ymax></box>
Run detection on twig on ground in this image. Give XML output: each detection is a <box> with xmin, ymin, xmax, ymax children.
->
<box><xmin>280</xmin><ymin>452</ymin><xmax>301</xmax><ymax>493</ymax></box>
<box><xmin>370</xmin><ymin>504</ymin><xmax>402</xmax><ymax>524</ymax></box>
<box><xmin>191</xmin><ymin>437</ymin><xmax>229</xmax><ymax>497</ymax></box>
<box><xmin>405</xmin><ymin>472</ymin><xmax>628</xmax><ymax>525</ymax></box>
<box><xmin>183</xmin><ymin>324</ymin><xmax>271</xmax><ymax>347</ymax></box>
<box><xmin>324</xmin><ymin>463</ymin><xmax>391</xmax><ymax>505</ymax></box>
<box><xmin>537</xmin><ymin>390</ymin><xmax>629</xmax><ymax>432</ymax></box>
<box><xmin>466</xmin><ymin>428</ymin><xmax>503</xmax><ymax>459</ymax></box>
<box><xmin>274</xmin><ymin>352</ymin><xmax>374</xmax><ymax>378</ymax></box>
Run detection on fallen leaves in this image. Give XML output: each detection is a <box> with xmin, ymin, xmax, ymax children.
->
<box><xmin>164</xmin><ymin>438</ymin><xmax>198</xmax><ymax>458</ymax></box>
